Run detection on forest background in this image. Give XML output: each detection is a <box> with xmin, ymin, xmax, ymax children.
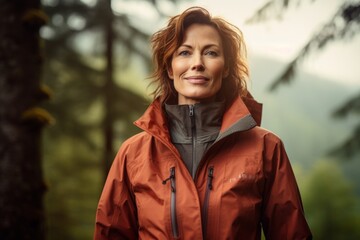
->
<box><xmin>0</xmin><ymin>0</ymin><xmax>359</xmax><ymax>239</ymax></box>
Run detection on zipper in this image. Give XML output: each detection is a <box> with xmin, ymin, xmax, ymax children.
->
<box><xmin>189</xmin><ymin>105</ymin><xmax>196</xmax><ymax>178</ymax></box>
<box><xmin>202</xmin><ymin>166</ymin><xmax>214</xmax><ymax>239</ymax></box>
<box><xmin>162</xmin><ymin>167</ymin><xmax>179</xmax><ymax>238</ymax></box>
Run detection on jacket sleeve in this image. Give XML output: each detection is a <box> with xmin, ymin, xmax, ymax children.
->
<box><xmin>261</xmin><ymin>135</ymin><xmax>312</xmax><ymax>240</ymax></box>
<box><xmin>94</xmin><ymin>143</ymin><xmax>138</xmax><ymax>240</ymax></box>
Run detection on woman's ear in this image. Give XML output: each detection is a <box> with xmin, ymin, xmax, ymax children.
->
<box><xmin>167</xmin><ymin>68</ymin><xmax>174</xmax><ymax>79</ymax></box>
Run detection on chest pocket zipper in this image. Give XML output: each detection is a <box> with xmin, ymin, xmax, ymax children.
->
<box><xmin>202</xmin><ymin>166</ymin><xmax>214</xmax><ymax>239</ymax></box>
<box><xmin>162</xmin><ymin>167</ymin><xmax>179</xmax><ymax>238</ymax></box>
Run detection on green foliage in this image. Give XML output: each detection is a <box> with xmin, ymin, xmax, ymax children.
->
<box><xmin>299</xmin><ymin>160</ymin><xmax>360</xmax><ymax>240</ymax></box>
<box><xmin>42</xmin><ymin>53</ymin><xmax>148</xmax><ymax>239</ymax></box>
<box><xmin>43</xmin><ymin>133</ymin><xmax>103</xmax><ymax>239</ymax></box>
<box><xmin>40</xmin><ymin>1</ymin><xmax>183</xmax><ymax>238</ymax></box>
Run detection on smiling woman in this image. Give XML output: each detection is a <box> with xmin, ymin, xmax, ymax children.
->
<box><xmin>150</xmin><ymin>6</ymin><xmax>249</xmax><ymax>107</ymax></box>
<box><xmin>168</xmin><ymin>23</ymin><xmax>226</xmax><ymax>104</ymax></box>
<box><xmin>94</xmin><ymin>6</ymin><xmax>312</xmax><ymax>240</ymax></box>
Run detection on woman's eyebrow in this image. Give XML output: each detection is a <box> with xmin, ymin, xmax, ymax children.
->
<box><xmin>178</xmin><ymin>44</ymin><xmax>192</xmax><ymax>49</ymax></box>
<box><xmin>179</xmin><ymin>43</ymin><xmax>220</xmax><ymax>49</ymax></box>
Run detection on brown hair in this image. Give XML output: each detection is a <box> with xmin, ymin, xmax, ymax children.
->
<box><xmin>150</xmin><ymin>6</ymin><xmax>249</xmax><ymax>106</ymax></box>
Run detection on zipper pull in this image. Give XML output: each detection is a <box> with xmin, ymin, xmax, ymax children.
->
<box><xmin>162</xmin><ymin>167</ymin><xmax>176</xmax><ymax>192</ymax></box>
<box><xmin>189</xmin><ymin>105</ymin><xmax>194</xmax><ymax>117</ymax></box>
<box><xmin>208</xmin><ymin>167</ymin><xmax>214</xmax><ymax>190</ymax></box>
<box><xmin>162</xmin><ymin>176</ymin><xmax>171</xmax><ymax>185</ymax></box>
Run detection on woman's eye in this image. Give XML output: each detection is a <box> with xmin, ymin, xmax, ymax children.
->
<box><xmin>178</xmin><ymin>50</ymin><xmax>190</xmax><ymax>56</ymax></box>
<box><xmin>206</xmin><ymin>51</ymin><xmax>218</xmax><ymax>56</ymax></box>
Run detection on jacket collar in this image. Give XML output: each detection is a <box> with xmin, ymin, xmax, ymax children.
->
<box><xmin>164</xmin><ymin>101</ymin><xmax>225</xmax><ymax>144</ymax></box>
<box><xmin>241</xmin><ymin>91</ymin><xmax>262</xmax><ymax>127</ymax></box>
<box><xmin>134</xmin><ymin>93</ymin><xmax>262</xmax><ymax>143</ymax></box>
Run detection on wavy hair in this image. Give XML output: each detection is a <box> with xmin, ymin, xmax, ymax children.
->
<box><xmin>150</xmin><ymin>7</ymin><xmax>249</xmax><ymax>106</ymax></box>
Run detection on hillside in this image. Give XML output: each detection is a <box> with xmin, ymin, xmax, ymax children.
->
<box><xmin>248</xmin><ymin>54</ymin><xmax>358</xmax><ymax>168</ymax></box>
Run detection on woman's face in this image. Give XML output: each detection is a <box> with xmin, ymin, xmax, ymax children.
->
<box><xmin>168</xmin><ymin>23</ymin><xmax>227</xmax><ymax>105</ymax></box>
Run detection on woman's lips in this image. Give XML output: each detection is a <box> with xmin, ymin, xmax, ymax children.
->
<box><xmin>185</xmin><ymin>76</ymin><xmax>209</xmax><ymax>84</ymax></box>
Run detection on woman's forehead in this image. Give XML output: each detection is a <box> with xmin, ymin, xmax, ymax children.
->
<box><xmin>180</xmin><ymin>24</ymin><xmax>222</xmax><ymax>46</ymax></box>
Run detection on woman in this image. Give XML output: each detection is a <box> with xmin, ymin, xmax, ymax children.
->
<box><xmin>94</xmin><ymin>7</ymin><xmax>312</xmax><ymax>240</ymax></box>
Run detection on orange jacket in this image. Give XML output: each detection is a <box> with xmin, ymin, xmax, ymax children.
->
<box><xmin>94</xmin><ymin>95</ymin><xmax>312</xmax><ymax>240</ymax></box>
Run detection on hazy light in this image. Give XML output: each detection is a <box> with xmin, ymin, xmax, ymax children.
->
<box><xmin>156</xmin><ymin>0</ymin><xmax>177</xmax><ymax>14</ymax></box>
<box><xmin>111</xmin><ymin>0</ymin><xmax>158</xmax><ymax>20</ymax></box>
<box><xmin>80</xmin><ymin>0</ymin><xmax>97</xmax><ymax>7</ymax></box>
<box><xmin>52</xmin><ymin>14</ymin><xmax>64</xmax><ymax>26</ymax></box>
<box><xmin>40</xmin><ymin>26</ymin><xmax>56</xmax><ymax>39</ymax></box>
<box><xmin>67</xmin><ymin>14</ymin><xmax>86</xmax><ymax>30</ymax></box>
<box><xmin>111</xmin><ymin>0</ymin><xmax>164</xmax><ymax>34</ymax></box>
<box><xmin>41</xmin><ymin>0</ymin><xmax>59</xmax><ymax>7</ymax></box>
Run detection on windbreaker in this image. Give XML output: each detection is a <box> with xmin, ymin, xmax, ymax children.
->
<box><xmin>94</xmin><ymin>95</ymin><xmax>312</xmax><ymax>240</ymax></box>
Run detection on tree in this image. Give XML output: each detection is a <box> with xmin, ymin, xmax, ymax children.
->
<box><xmin>41</xmin><ymin>0</ymin><xmax>186</xmax><ymax>179</ymax></box>
<box><xmin>39</xmin><ymin>0</ymin><xmax>190</xmax><ymax>238</ymax></box>
<box><xmin>300</xmin><ymin>160</ymin><xmax>360</xmax><ymax>239</ymax></box>
<box><xmin>42</xmin><ymin>0</ymin><xmax>151</xmax><ymax>181</ymax></box>
<box><xmin>247</xmin><ymin>0</ymin><xmax>360</xmax><ymax>159</ymax></box>
<box><xmin>0</xmin><ymin>1</ymin><xmax>50</xmax><ymax>239</ymax></box>
<box><xmin>40</xmin><ymin>0</ymin><xmax>151</xmax><ymax>237</ymax></box>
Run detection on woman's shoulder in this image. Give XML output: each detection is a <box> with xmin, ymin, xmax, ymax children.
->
<box><xmin>242</xmin><ymin>126</ymin><xmax>288</xmax><ymax>153</ymax></box>
<box><xmin>249</xmin><ymin>126</ymin><xmax>283</xmax><ymax>142</ymax></box>
<box><xmin>114</xmin><ymin>131</ymin><xmax>154</xmax><ymax>169</ymax></box>
<box><xmin>120</xmin><ymin>131</ymin><xmax>152</xmax><ymax>149</ymax></box>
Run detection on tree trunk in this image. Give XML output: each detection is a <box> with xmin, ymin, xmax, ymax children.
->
<box><xmin>0</xmin><ymin>1</ymin><xmax>48</xmax><ymax>239</ymax></box>
<box><xmin>103</xmin><ymin>0</ymin><xmax>115</xmax><ymax>180</ymax></box>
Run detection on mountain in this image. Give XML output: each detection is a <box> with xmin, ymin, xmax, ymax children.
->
<box><xmin>248</xmin><ymin>54</ymin><xmax>358</xmax><ymax>169</ymax></box>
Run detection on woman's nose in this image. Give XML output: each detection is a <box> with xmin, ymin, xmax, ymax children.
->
<box><xmin>191</xmin><ymin>54</ymin><xmax>205</xmax><ymax>71</ymax></box>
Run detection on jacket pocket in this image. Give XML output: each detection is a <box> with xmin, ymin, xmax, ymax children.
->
<box><xmin>163</xmin><ymin>167</ymin><xmax>179</xmax><ymax>238</ymax></box>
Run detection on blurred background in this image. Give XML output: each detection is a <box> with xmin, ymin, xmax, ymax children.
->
<box><xmin>1</xmin><ymin>0</ymin><xmax>359</xmax><ymax>239</ymax></box>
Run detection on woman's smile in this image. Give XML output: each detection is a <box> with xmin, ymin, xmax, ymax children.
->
<box><xmin>184</xmin><ymin>75</ymin><xmax>210</xmax><ymax>84</ymax></box>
